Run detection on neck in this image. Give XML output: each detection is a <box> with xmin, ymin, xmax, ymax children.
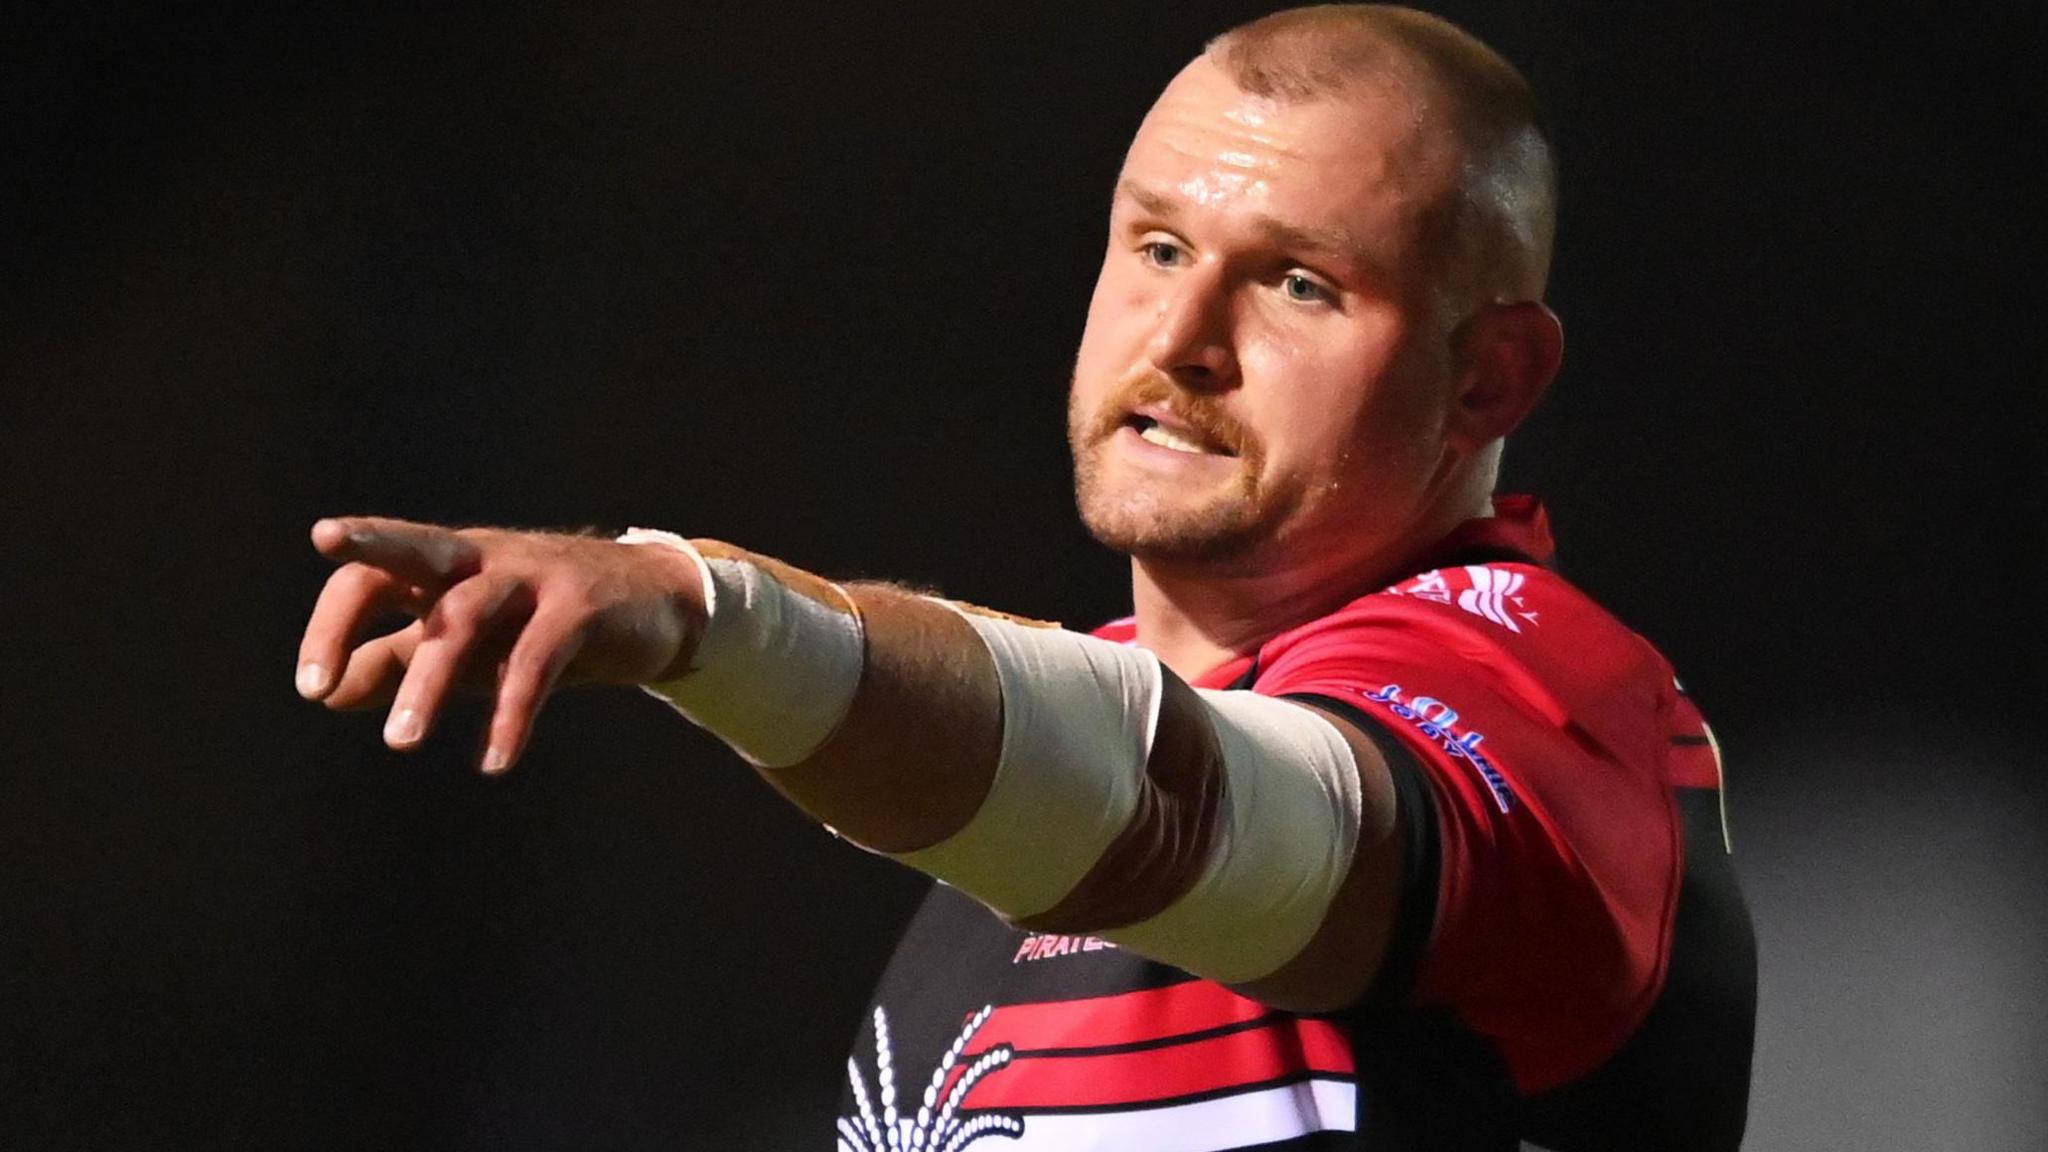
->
<box><xmin>1130</xmin><ymin>492</ymin><xmax>1494</xmax><ymax>682</ymax></box>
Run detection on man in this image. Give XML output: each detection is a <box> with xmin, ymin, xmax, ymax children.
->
<box><xmin>295</xmin><ymin>6</ymin><xmax>1756</xmax><ymax>1148</ymax></box>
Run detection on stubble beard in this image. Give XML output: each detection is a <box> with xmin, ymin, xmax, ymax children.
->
<box><xmin>1066</xmin><ymin>377</ymin><xmax>1273</xmax><ymax>563</ymax></box>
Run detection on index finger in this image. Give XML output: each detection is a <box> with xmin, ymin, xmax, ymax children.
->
<box><xmin>311</xmin><ymin>516</ymin><xmax>484</xmax><ymax>588</ymax></box>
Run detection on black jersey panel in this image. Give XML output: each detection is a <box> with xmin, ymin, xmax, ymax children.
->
<box><xmin>1280</xmin><ymin>692</ymin><xmax>1442</xmax><ymax>1011</ymax></box>
<box><xmin>1521</xmin><ymin>787</ymin><xmax>1757</xmax><ymax>1151</ymax></box>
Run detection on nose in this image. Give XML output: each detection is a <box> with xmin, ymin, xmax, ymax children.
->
<box><xmin>1143</xmin><ymin>263</ymin><xmax>1238</xmax><ymax>390</ymax></box>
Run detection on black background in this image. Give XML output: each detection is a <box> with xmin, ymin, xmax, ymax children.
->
<box><xmin>5</xmin><ymin>2</ymin><xmax>2043</xmax><ymax>1148</ymax></box>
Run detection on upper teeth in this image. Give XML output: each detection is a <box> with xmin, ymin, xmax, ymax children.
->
<box><xmin>1139</xmin><ymin>421</ymin><xmax>1208</xmax><ymax>454</ymax></box>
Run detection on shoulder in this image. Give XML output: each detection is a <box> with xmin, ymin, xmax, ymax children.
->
<box><xmin>1256</xmin><ymin>562</ymin><xmax>1674</xmax><ymax>724</ymax></box>
<box><xmin>1089</xmin><ymin>615</ymin><xmax>1140</xmax><ymax>644</ymax></box>
<box><xmin>1255</xmin><ymin>564</ymin><xmax>1697</xmax><ymax>1094</ymax></box>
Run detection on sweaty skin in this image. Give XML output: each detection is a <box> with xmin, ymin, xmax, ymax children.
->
<box><xmin>295</xmin><ymin>47</ymin><xmax>1561</xmax><ymax>1013</ymax></box>
<box><xmin>1069</xmin><ymin>56</ymin><xmax>1554</xmax><ymax>680</ymax></box>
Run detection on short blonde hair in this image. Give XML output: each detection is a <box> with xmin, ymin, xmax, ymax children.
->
<box><xmin>1207</xmin><ymin>4</ymin><xmax>1557</xmax><ymax>303</ymax></box>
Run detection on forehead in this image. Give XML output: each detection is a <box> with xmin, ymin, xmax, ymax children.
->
<box><xmin>1118</xmin><ymin>58</ymin><xmax>1459</xmax><ymax>260</ymax></box>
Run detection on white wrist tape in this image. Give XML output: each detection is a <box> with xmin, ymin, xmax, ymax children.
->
<box><xmin>618</xmin><ymin>529</ymin><xmax>865</xmax><ymax>768</ymax></box>
<box><xmin>894</xmin><ymin>610</ymin><xmax>1164</xmax><ymax>920</ymax></box>
<box><xmin>900</xmin><ymin>611</ymin><xmax>1362</xmax><ymax>983</ymax></box>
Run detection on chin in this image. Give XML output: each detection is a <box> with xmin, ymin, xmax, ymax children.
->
<box><xmin>1076</xmin><ymin>485</ymin><xmax>1268</xmax><ymax>563</ymax></box>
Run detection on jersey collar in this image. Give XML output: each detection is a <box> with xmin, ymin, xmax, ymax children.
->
<box><xmin>1188</xmin><ymin>494</ymin><xmax>1557</xmax><ymax>690</ymax></box>
<box><xmin>1404</xmin><ymin>493</ymin><xmax>1555</xmax><ymax>573</ymax></box>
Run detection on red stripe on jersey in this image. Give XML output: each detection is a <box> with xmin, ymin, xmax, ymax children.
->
<box><xmin>972</xmin><ymin>980</ymin><xmax>1275</xmax><ymax>1052</ymax></box>
<box><xmin>959</xmin><ymin>1016</ymin><xmax>1353</xmax><ymax>1110</ymax></box>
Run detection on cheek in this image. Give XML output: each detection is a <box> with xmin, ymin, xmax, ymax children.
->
<box><xmin>1255</xmin><ymin>404</ymin><xmax>1355</xmax><ymax>484</ymax></box>
<box><xmin>1242</xmin><ymin>327</ymin><xmax>1442</xmax><ymax>482</ymax></box>
<box><xmin>1072</xmin><ymin>265</ymin><xmax>1131</xmax><ymax>421</ymax></box>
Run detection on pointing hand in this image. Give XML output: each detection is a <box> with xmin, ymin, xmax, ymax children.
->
<box><xmin>294</xmin><ymin>516</ymin><xmax>707</xmax><ymax>774</ymax></box>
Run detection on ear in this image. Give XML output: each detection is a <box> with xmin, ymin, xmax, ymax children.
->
<box><xmin>1444</xmin><ymin>301</ymin><xmax>1563</xmax><ymax>454</ymax></box>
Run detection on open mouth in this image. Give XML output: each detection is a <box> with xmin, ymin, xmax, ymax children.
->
<box><xmin>1127</xmin><ymin>412</ymin><xmax>1234</xmax><ymax>457</ymax></box>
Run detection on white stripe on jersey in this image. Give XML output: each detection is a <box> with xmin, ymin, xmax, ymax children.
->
<box><xmin>999</xmin><ymin>1078</ymin><xmax>1356</xmax><ymax>1150</ymax></box>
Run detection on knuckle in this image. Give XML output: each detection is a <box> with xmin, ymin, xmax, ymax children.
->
<box><xmin>548</xmin><ymin>606</ymin><xmax>598</xmax><ymax>650</ymax></box>
<box><xmin>499</xmin><ymin>674</ymin><xmax>541</xmax><ymax>710</ymax></box>
<box><xmin>540</xmin><ymin>576</ymin><xmax>600</xmax><ymax>617</ymax></box>
<box><xmin>499</xmin><ymin>674</ymin><xmax>545</xmax><ymax>714</ymax></box>
<box><xmin>422</xmin><ymin>601</ymin><xmax>481</xmax><ymax>644</ymax></box>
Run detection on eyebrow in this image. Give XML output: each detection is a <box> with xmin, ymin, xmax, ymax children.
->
<box><xmin>1114</xmin><ymin>179</ymin><xmax>1383</xmax><ymax>274</ymax></box>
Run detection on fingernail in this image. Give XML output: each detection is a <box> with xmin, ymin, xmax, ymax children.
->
<box><xmin>295</xmin><ymin>663</ymin><xmax>329</xmax><ymax>698</ymax></box>
<box><xmin>481</xmin><ymin>747</ymin><xmax>510</xmax><ymax>775</ymax></box>
<box><xmin>385</xmin><ymin>707</ymin><xmax>422</xmax><ymax>747</ymax></box>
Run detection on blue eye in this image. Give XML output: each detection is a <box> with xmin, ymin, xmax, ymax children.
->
<box><xmin>1142</xmin><ymin>241</ymin><xmax>1185</xmax><ymax>267</ymax></box>
<box><xmin>1283</xmin><ymin>273</ymin><xmax>1331</xmax><ymax>304</ymax></box>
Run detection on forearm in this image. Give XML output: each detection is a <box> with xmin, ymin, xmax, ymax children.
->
<box><xmin>636</xmin><ymin>533</ymin><xmax>1199</xmax><ymax>914</ymax></box>
<box><xmin>762</xmin><ymin>581</ymin><xmax>1005</xmax><ymax>854</ymax></box>
<box><xmin>632</xmin><ymin>534</ymin><xmax>1389</xmax><ymax>1001</ymax></box>
<box><xmin>629</xmin><ymin>535</ymin><xmax>1011</xmax><ymax>853</ymax></box>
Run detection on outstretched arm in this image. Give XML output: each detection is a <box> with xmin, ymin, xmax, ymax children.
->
<box><xmin>296</xmin><ymin>515</ymin><xmax>1404</xmax><ymax>1010</ymax></box>
<box><xmin>293</xmin><ymin>517</ymin><xmax>1005</xmax><ymax>846</ymax></box>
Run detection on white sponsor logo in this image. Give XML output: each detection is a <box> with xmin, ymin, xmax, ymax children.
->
<box><xmin>1401</xmin><ymin>570</ymin><xmax>1455</xmax><ymax>604</ymax></box>
<box><xmin>1457</xmin><ymin>565</ymin><xmax>1535</xmax><ymax>632</ymax></box>
<box><xmin>839</xmin><ymin>1005</ymin><xmax>1023</xmax><ymax>1151</ymax></box>
<box><xmin>1396</xmin><ymin>567</ymin><xmax>1538</xmax><ymax>631</ymax></box>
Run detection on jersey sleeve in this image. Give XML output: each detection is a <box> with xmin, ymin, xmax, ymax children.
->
<box><xmin>1251</xmin><ymin>568</ymin><xmax>1684</xmax><ymax>1095</ymax></box>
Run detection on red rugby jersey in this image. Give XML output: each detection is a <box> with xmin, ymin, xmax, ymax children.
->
<box><xmin>835</xmin><ymin>497</ymin><xmax>1755</xmax><ymax>1151</ymax></box>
